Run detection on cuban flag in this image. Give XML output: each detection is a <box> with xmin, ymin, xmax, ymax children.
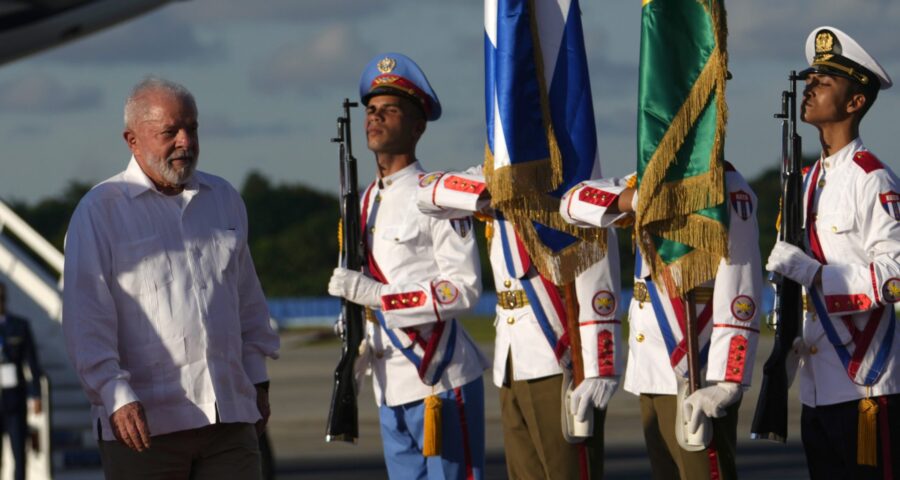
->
<box><xmin>484</xmin><ymin>0</ymin><xmax>605</xmax><ymax>286</ymax></box>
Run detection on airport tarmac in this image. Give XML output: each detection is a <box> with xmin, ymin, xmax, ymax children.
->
<box><xmin>267</xmin><ymin>332</ymin><xmax>809</xmax><ymax>479</ymax></box>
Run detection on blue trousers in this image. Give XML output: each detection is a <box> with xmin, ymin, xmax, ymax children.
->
<box><xmin>379</xmin><ymin>379</ymin><xmax>485</xmax><ymax>480</ymax></box>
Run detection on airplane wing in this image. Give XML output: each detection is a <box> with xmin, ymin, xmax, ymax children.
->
<box><xmin>0</xmin><ymin>0</ymin><xmax>180</xmax><ymax>66</ymax></box>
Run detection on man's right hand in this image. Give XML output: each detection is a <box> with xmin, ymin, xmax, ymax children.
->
<box><xmin>110</xmin><ymin>401</ymin><xmax>151</xmax><ymax>452</ymax></box>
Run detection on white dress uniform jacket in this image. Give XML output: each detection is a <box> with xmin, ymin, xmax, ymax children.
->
<box><xmin>63</xmin><ymin>158</ymin><xmax>280</xmax><ymax>440</ymax></box>
<box><xmin>798</xmin><ymin>138</ymin><xmax>900</xmax><ymax>406</ymax></box>
<box><xmin>416</xmin><ymin>166</ymin><xmax>623</xmax><ymax>387</ymax></box>
<box><xmin>560</xmin><ymin>166</ymin><xmax>763</xmax><ymax>395</ymax></box>
<box><xmin>361</xmin><ymin>162</ymin><xmax>489</xmax><ymax>407</ymax></box>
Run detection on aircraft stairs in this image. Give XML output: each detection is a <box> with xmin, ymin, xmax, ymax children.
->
<box><xmin>0</xmin><ymin>200</ymin><xmax>102</xmax><ymax>479</ymax></box>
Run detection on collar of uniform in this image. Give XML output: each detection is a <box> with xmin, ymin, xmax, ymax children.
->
<box><xmin>378</xmin><ymin>161</ymin><xmax>422</xmax><ymax>190</ymax></box>
<box><xmin>122</xmin><ymin>156</ymin><xmax>208</xmax><ymax>198</ymax></box>
<box><xmin>820</xmin><ymin>137</ymin><xmax>863</xmax><ymax>172</ymax></box>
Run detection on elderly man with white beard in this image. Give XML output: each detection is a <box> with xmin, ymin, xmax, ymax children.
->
<box><xmin>62</xmin><ymin>76</ymin><xmax>279</xmax><ymax>480</ymax></box>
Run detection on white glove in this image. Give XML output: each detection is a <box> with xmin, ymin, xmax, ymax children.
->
<box><xmin>570</xmin><ymin>377</ymin><xmax>619</xmax><ymax>422</ymax></box>
<box><xmin>683</xmin><ymin>382</ymin><xmax>742</xmax><ymax>435</ymax></box>
<box><xmin>766</xmin><ymin>241</ymin><xmax>821</xmax><ymax>287</ymax></box>
<box><xmin>328</xmin><ymin>268</ymin><xmax>382</xmax><ymax>308</ymax></box>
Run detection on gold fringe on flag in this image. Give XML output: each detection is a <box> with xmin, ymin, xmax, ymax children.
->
<box><xmin>483</xmin><ymin>0</ymin><xmax>563</xmax><ymax>204</ymax></box>
<box><xmin>485</xmin><ymin>145</ymin><xmax>609</xmax><ymax>285</ymax></box>
<box><xmin>635</xmin><ymin>0</ymin><xmax>730</xmax><ymax>296</ymax></box>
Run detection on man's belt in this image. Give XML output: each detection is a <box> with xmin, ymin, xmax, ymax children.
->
<box><xmin>497</xmin><ymin>289</ymin><xmax>529</xmax><ymax>310</ymax></box>
<box><xmin>633</xmin><ymin>280</ymin><xmax>714</xmax><ymax>305</ymax></box>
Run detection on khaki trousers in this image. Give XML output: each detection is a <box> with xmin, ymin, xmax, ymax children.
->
<box><xmin>500</xmin><ymin>368</ymin><xmax>606</xmax><ymax>479</ymax></box>
<box><xmin>640</xmin><ymin>394</ymin><xmax>739</xmax><ymax>480</ymax></box>
<box><xmin>99</xmin><ymin>422</ymin><xmax>262</xmax><ymax>480</ymax></box>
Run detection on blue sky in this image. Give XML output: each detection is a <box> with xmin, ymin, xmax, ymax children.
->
<box><xmin>0</xmin><ymin>0</ymin><xmax>898</xmax><ymax>203</ymax></box>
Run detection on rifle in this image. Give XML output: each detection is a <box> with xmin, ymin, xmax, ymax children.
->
<box><xmin>325</xmin><ymin>99</ymin><xmax>365</xmax><ymax>444</ymax></box>
<box><xmin>750</xmin><ymin>72</ymin><xmax>804</xmax><ymax>442</ymax></box>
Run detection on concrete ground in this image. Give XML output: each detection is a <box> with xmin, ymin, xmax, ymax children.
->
<box><xmin>267</xmin><ymin>333</ymin><xmax>809</xmax><ymax>479</ymax></box>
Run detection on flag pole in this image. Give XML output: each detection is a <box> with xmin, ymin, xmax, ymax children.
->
<box><xmin>685</xmin><ymin>289</ymin><xmax>701</xmax><ymax>394</ymax></box>
<box><xmin>564</xmin><ymin>283</ymin><xmax>584</xmax><ymax>386</ymax></box>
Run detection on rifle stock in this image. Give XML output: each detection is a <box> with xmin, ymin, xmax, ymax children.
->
<box><xmin>326</xmin><ymin>99</ymin><xmax>365</xmax><ymax>444</ymax></box>
<box><xmin>750</xmin><ymin>72</ymin><xmax>804</xmax><ymax>442</ymax></box>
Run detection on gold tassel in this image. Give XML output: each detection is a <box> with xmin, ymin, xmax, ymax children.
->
<box><xmin>422</xmin><ymin>394</ymin><xmax>442</xmax><ymax>457</ymax></box>
<box><xmin>857</xmin><ymin>396</ymin><xmax>878</xmax><ymax>466</ymax></box>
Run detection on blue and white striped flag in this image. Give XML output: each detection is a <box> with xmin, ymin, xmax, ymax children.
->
<box><xmin>484</xmin><ymin>0</ymin><xmax>606</xmax><ymax>285</ymax></box>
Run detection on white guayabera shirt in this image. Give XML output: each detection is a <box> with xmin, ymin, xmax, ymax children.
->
<box><xmin>63</xmin><ymin>157</ymin><xmax>279</xmax><ymax>440</ymax></box>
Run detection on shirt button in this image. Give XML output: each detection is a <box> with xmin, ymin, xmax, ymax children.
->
<box><xmin>810</xmin><ymin>345</ymin><xmax>818</xmax><ymax>355</ymax></box>
<box><xmin>386</xmin><ymin>180</ymin><xmax>393</xmax><ymax>186</ymax></box>
<box><xmin>732</xmin><ymin>368</ymin><xmax>740</xmax><ymax>374</ymax></box>
<box><xmin>506</xmin><ymin>317</ymin><xmax>515</xmax><ymax>325</ymax></box>
<box><xmin>831</xmin><ymin>226</ymin><xmax>837</xmax><ymax>232</ymax></box>
<box><xmin>503</xmin><ymin>280</ymin><xmax>512</xmax><ymax>288</ymax></box>
<box><xmin>636</xmin><ymin>333</ymin><xmax>645</xmax><ymax>343</ymax></box>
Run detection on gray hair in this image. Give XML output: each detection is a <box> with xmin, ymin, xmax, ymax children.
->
<box><xmin>123</xmin><ymin>76</ymin><xmax>196</xmax><ymax>128</ymax></box>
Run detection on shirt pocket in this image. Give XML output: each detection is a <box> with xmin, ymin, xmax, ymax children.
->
<box><xmin>817</xmin><ymin>212</ymin><xmax>855</xmax><ymax>235</ymax></box>
<box><xmin>379</xmin><ymin>222</ymin><xmax>424</xmax><ymax>256</ymax></box>
<box><xmin>113</xmin><ymin>234</ymin><xmax>173</xmax><ymax>296</ymax></box>
<box><xmin>380</xmin><ymin>223</ymin><xmax>419</xmax><ymax>243</ymax></box>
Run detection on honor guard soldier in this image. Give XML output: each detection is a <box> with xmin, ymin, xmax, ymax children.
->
<box><xmin>766</xmin><ymin>26</ymin><xmax>900</xmax><ymax>479</ymax></box>
<box><xmin>559</xmin><ymin>163</ymin><xmax>763</xmax><ymax>479</ymax></box>
<box><xmin>417</xmin><ymin>166</ymin><xmax>622</xmax><ymax>479</ymax></box>
<box><xmin>327</xmin><ymin>53</ymin><xmax>490</xmax><ymax>480</ymax></box>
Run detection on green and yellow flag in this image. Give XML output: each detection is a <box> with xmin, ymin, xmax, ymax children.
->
<box><xmin>635</xmin><ymin>0</ymin><xmax>729</xmax><ymax>296</ymax></box>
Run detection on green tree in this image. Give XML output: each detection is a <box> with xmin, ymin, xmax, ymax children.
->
<box><xmin>7</xmin><ymin>181</ymin><xmax>92</xmax><ymax>252</ymax></box>
<box><xmin>240</xmin><ymin>171</ymin><xmax>340</xmax><ymax>296</ymax></box>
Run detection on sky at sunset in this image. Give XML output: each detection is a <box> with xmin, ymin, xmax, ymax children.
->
<box><xmin>1</xmin><ymin>0</ymin><xmax>898</xmax><ymax>203</ymax></box>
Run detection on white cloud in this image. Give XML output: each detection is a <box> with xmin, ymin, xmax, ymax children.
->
<box><xmin>200</xmin><ymin>112</ymin><xmax>291</xmax><ymax>138</ymax></box>
<box><xmin>727</xmin><ymin>0</ymin><xmax>900</xmax><ymax>63</ymax></box>
<box><xmin>249</xmin><ymin>25</ymin><xmax>371</xmax><ymax>94</ymax></box>
<box><xmin>40</xmin><ymin>9</ymin><xmax>224</xmax><ymax>65</ymax></box>
<box><xmin>175</xmin><ymin>0</ymin><xmax>396</xmax><ymax>23</ymax></box>
<box><xmin>0</xmin><ymin>72</ymin><xmax>102</xmax><ymax>112</ymax></box>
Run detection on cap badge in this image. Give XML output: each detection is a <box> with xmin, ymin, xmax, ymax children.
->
<box><xmin>377</xmin><ymin>57</ymin><xmax>396</xmax><ymax>74</ymax></box>
<box><xmin>814</xmin><ymin>30</ymin><xmax>837</xmax><ymax>62</ymax></box>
